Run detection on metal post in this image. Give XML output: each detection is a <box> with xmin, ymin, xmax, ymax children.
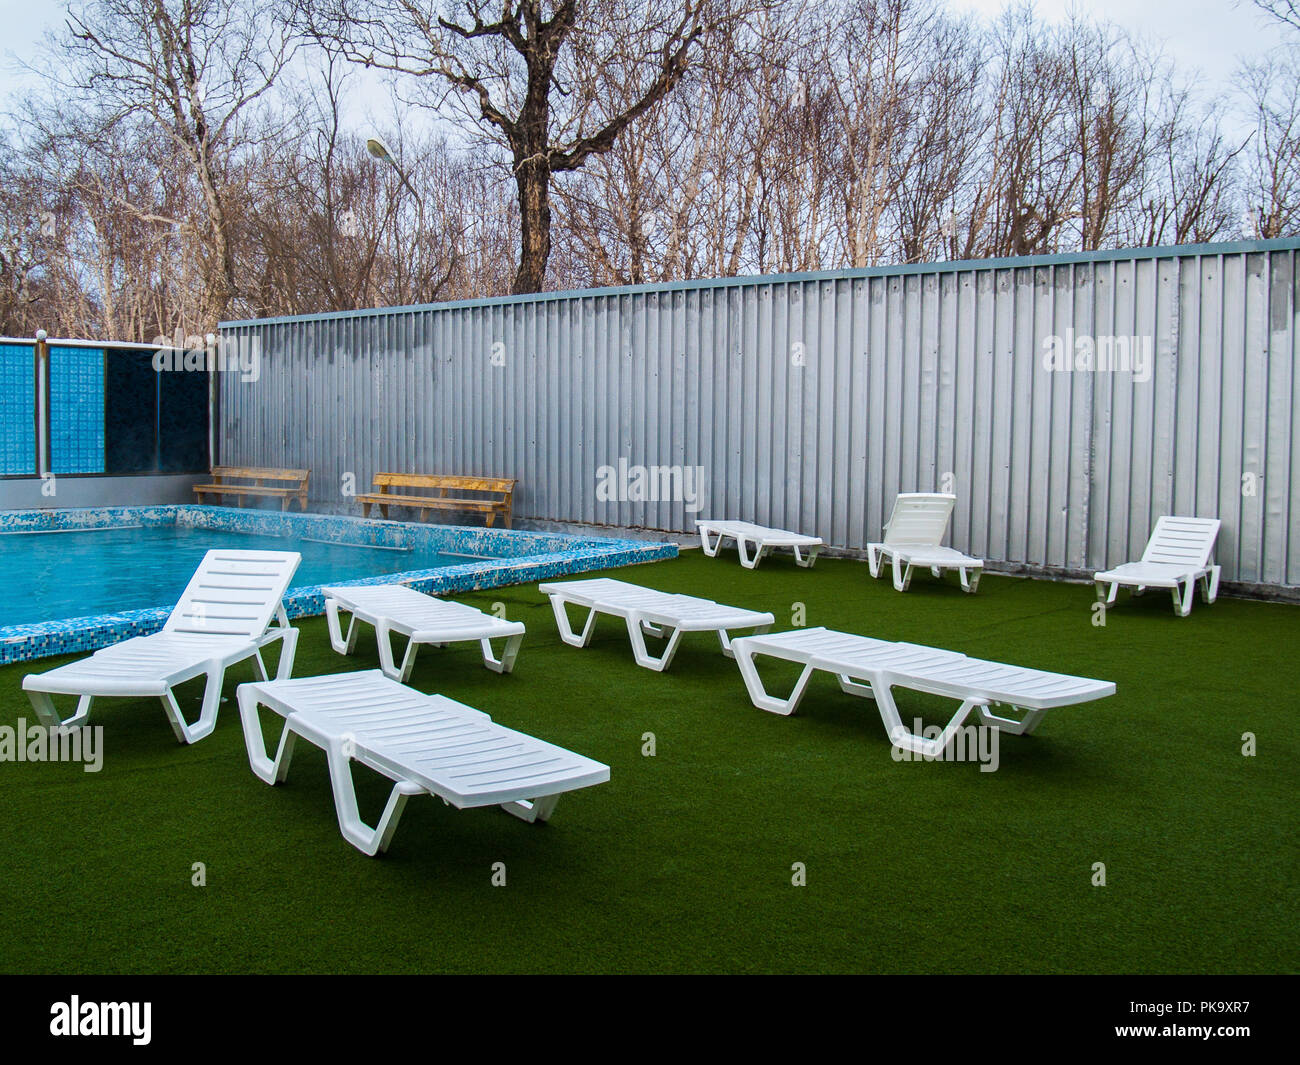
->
<box><xmin>33</xmin><ymin>330</ymin><xmax>49</xmax><ymax>477</ymax></box>
<box><xmin>207</xmin><ymin>332</ymin><xmax>218</xmax><ymax>469</ymax></box>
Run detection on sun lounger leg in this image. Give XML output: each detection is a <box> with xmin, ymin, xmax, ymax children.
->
<box><xmin>1170</xmin><ymin>579</ymin><xmax>1194</xmax><ymax>617</ymax></box>
<box><xmin>397</xmin><ymin>639</ymin><xmax>421</xmax><ymax>683</ymax></box>
<box><xmin>736</xmin><ymin>538</ymin><xmax>767</xmax><ymax>569</ymax></box>
<box><xmin>159</xmin><ymin>665</ymin><xmax>224</xmax><ymax>744</ymax></box>
<box><xmin>26</xmin><ymin>690</ymin><xmax>95</xmax><ymax>730</ymax></box>
<box><xmin>237</xmin><ymin>685</ymin><xmax>300</xmax><ymax>784</ymax></box>
<box><xmin>715</xmin><ymin>622</ymin><xmax>770</xmax><ymax>659</ymax></box>
<box><xmin>1201</xmin><ymin>565</ymin><xmax>1220</xmax><ymax>603</ymax></box>
<box><xmin>480</xmin><ymin>632</ymin><xmax>523</xmax><ymax>674</ymax></box>
<box><xmin>625</xmin><ymin>615</ymin><xmax>685</xmax><ymax>671</ymax></box>
<box><xmin>866</xmin><ymin>544</ymin><xmax>882</xmax><ymax>578</ymax></box>
<box><xmin>793</xmin><ymin>544</ymin><xmax>821</xmax><ymax>568</ymax></box>
<box><xmin>733</xmin><ymin>643</ymin><xmax>816</xmax><ymax>716</ymax></box>
<box><xmin>973</xmin><ymin>704</ymin><xmax>1046</xmax><ymax>736</ymax></box>
<box><xmin>325</xmin><ymin>597</ymin><xmax>361</xmax><ymax>655</ymax></box>
<box><xmin>274</xmin><ymin>626</ymin><xmax>299</xmax><ymax>679</ymax></box>
<box><xmin>549</xmin><ymin>595</ymin><xmax>599</xmax><ymax>648</ymax></box>
<box><xmin>500</xmin><ymin>794</ymin><xmax>561</xmax><ymax>824</ymax></box>
<box><xmin>1095</xmin><ymin>579</ymin><xmax>1119</xmax><ymax>606</ymax></box>
<box><xmin>71</xmin><ymin>694</ymin><xmax>93</xmax><ymax>727</ymax></box>
<box><xmin>961</xmin><ymin>567</ymin><xmax>981</xmax><ymax>594</ymax></box>
<box><xmin>324</xmin><ymin>741</ymin><xmax>423</xmax><ymax>856</ymax></box>
<box><xmin>837</xmin><ymin>674</ymin><xmax>876</xmax><ymax>699</ymax></box>
<box><xmin>375</xmin><ymin>619</ymin><xmax>420</xmax><ymax>682</ymax></box>
<box><xmin>892</xmin><ymin>554</ymin><xmax>913</xmax><ymax>592</ymax></box>
<box><xmin>873</xmin><ymin>684</ymin><xmax>984</xmax><ymax>758</ymax></box>
<box><xmin>256</xmin><ymin>607</ymin><xmax>299</xmax><ymax>680</ymax></box>
<box><xmin>699</xmin><ymin>528</ymin><xmax>722</xmax><ymax>557</ymax></box>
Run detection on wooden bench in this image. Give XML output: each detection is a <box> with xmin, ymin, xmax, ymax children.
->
<box><xmin>193</xmin><ymin>466</ymin><xmax>310</xmax><ymax>511</ymax></box>
<box><xmin>356</xmin><ymin>473</ymin><xmax>517</xmax><ymax>528</ymax></box>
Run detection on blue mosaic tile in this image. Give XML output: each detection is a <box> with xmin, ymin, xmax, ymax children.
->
<box><xmin>1</xmin><ymin>505</ymin><xmax>676</xmax><ymax>664</ymax></box>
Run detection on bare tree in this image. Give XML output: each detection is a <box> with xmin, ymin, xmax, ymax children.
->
<box><xmin>1</xmin><ymin>103</ymin><xmax>213</xmax><ymax>341</ymax></box>
<box><xmin>60</xmin><ymin>0</ymin><xmax>298</xmax><ymax>324</ymax></box>
<box><xmin>1126</xmin><ymin>90</ymin><xmax>1243</xmax><ymax>246</ymax></box>
<box><xmin>3</xmin><ymin>0</ymin><xmax>1289</xmax><ymax>338</ymax></box>
<box><xmin>0</xmin><ymin>137</ymin><xmax>63</xmax><ymax>333</ymax></box>
<box><xmin>824</xmin><ymin>0</ymin><xmax>916</xmax><ymax>267</ymax></box>
<box><xmin>54</xmin><ymin>119</ymin><xmax>208</xmax><ymax>340</ymax></box>
<box><xmin>1239</xmin><ymin>51</ymin><xmax>1300</xmax><ymax>237</ymax></box>
<box><xmin>1062</xmin><ymin>18</ymin><xmax>1156</xmax><ymax>250</ymax></box>
<box><xmin>306</xmin><ymin>0</ymin><xmax>737</xmax><ymax>293</ymax></box>
<box><xmin>976</xmin><ymin>9</ymin><xmax>1077</xmax><ymax>255</ymax></box>
<box><xmin>888</xmin><ymin>12</ymin><xmax>986</xmax><ymax>262</ymax></box>
<box><xmin>1250</xmin><ymin>0</ymin><xmax>1300</xmax><ymax>32</ymax></box>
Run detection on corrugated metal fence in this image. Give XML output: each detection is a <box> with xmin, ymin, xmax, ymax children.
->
<box><xmin>219</xmin><ymin>238</ymin><xmax>1300</xmax><ymax>591</ymax></box>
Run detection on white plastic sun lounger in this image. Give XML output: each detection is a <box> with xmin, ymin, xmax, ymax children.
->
<box><xmin>731</xmin><ymin>627</ymin><xmax>1114</xmax><ymax>758</ymax></box>
<box><xmin>695</xmin><ymin>519</ymin><xmax>823</xmax><ymax>569</ymax></box>
<box><xmin>237</xmin><ymin>670</ymin><xmax>609</xmax><ymax>856</ymax></box>
<box><xmin>537</xmin><ymin>577</ymin><xmax>775</xmax><ymax>671</ymax></box>
<box><xmin>322</xmin><ymin>583</ymin><xmax>525</xmax><ymax>681</ymax></box>
<box><xmin>866</xmin><ymin>493</ymin><xmax>984</xmax><ymax>593</ymax></box>
<box><xmin>1093</xmin><ymin>516</ymin><xmax>1222</xmax><ymax>617</ymax></box>
<box><xmin>23</xmin><ymin>549</ymin><xmax>301</xmax><ymax>744</ymax></box>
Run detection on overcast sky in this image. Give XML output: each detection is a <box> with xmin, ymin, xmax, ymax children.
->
<box><xmin>950</xmin><ymin>0</ymin><xmax>1286</xmax><ymax>90</ymax></box>
<box><xmin>0</xmin><ymin>0</ymin><xmax>1287</xmax><ymax>126</ymax></box>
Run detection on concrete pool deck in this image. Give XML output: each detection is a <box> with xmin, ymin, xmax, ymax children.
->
<box><xmin>0</xmin><ymin>505</ymin><xmax>676</xmax><ymax>664</ymax></box>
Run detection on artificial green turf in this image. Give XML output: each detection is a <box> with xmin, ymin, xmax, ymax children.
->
<box><xmin>1</xmin><ymin>550</ymin><xmax>1296</xmax><ymax>974</ymax></box>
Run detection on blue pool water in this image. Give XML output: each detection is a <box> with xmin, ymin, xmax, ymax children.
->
<box><xmin>0</xmin><ymin>505</ymin><xmax>678</xmax><ymax>664</ymax></box>
<box><xmin>0</xmin><ymin>525</ymin><xmax>491</xmax><ymax>626</ymax></box>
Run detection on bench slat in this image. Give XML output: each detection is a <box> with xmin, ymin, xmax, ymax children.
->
<box><xmin>373</xmin><ymin>473</ymin><xmax>515</xmax><ymax>493</ymax></box>
<box><xmin>356</xmin><ymin>493</ymin><xmax>501</xmax><ymax>510</ymax></box>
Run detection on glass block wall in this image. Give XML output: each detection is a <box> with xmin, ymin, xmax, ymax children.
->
<box><xmin>0</xmin><ymin>344</ymin><xmax>36</xmax><ymax>475</ymax></box>
<box><xmin>0</xmin><ymin>340</ymin><xmax>207</xmax><ymax>477</ymax></box>
<box><xmin>49</xmin><ymin>345</ymin><xmax>106</xmax><ymax>474</ymax></box>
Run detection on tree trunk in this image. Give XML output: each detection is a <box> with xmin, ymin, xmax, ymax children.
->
<box><xmin>513</xmin><ymin>159</ymin><xmax>552</xmax><ymax>294</ymax></box>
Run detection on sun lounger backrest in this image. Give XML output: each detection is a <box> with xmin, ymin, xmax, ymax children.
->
<box><xmin>165</xmin><ymin>550</ymin><xmax>302</xmax><ymax>637</ymax></box>
<box><xmin>1139</xmin><ymin>516</ymin><xmax>1221</xmax><ymax>569</ymax></box>
<box><xmin>882</xmin><ymin>493</ymin><xmax>956</xmax><ymax>547</ymax></box>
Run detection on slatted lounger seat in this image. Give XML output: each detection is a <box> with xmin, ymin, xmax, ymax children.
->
<box><xmin>866</xmin><ymin>493</ymin><xmax>984</xmax><ymax>593</ymax></box>
<box><xmin>537</xmin><ymin>577</ymin><xmax>775</xmax><ymax>672</ymax></box>
<box><xmin>23</xmin><ymin>550</ymin><xmax>301</xmax><ymax>743</ymax></box>
<box><xmin>236</xmin><ymin>670</ymin><xmax>610</xmax><ymax>856</ymax></box>
<box><xmin>322</xmin><ymin>583</ymin><xmax>525</xmax><ymax>681</ymax></box>
<box><xmin>1093</xmin><ymin>516</ymin><xmax>1222</xmax><ymax>617</ymax></box>
<box><xmin>695</xmin><ymin>519</ymin><xmax>824</xmax><ymax>569</ymax></box>
<box><xmin>730</xmin><ymin>627</ymin><xmax>1115</xmax><ymax>758</ymax></box>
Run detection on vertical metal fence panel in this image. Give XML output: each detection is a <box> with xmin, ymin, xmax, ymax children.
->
<box><xmin>1240</xmin><ymin>254</ymin><xmax>1270</xmax><ymax>581</ymax></box>
<box><xmin>219</xmin><ymin>239</ymin><xmax>1300</xmax><ymax>591</ymax></box>
<box><xmin>1262</xmin><ymin>251</ymin><xmax>1296</xmax><ymax>585</ymax></box>
<box><xmin>969</xmin><ymin>272</ymin><xmax>993</xmax><ymax>561</ymax></box>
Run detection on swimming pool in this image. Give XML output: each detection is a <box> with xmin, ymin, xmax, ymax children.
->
<box><xmin>0</xmin><ymin>505</ymin><xmax>676</xmax><ymax>663</ymax></box>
